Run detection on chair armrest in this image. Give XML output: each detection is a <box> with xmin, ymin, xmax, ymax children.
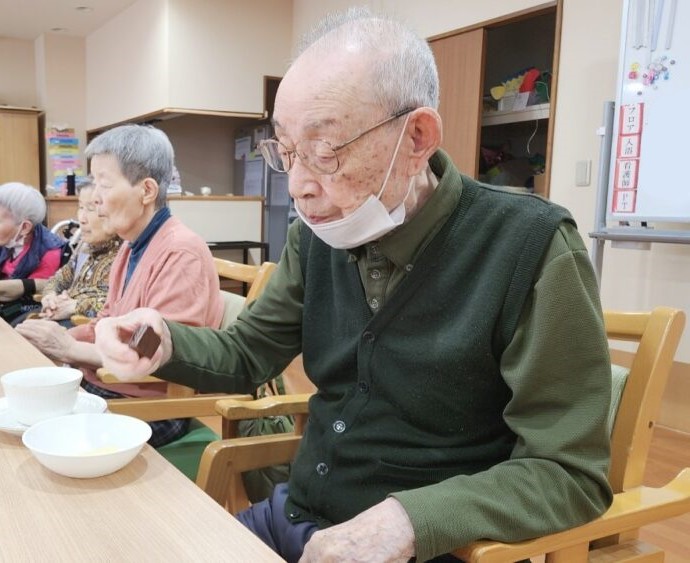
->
<box><xmin>454</xmin><ymin>468</ymin><xmax>690</xmax><ymax>562</ymax></box>
<box><xmin>107</xmin><ymin>394</ymin><xmax>253</xmax><ymax>422</ymax></box>
<box><xmin>215</xmin><ymin>393</ymin><xmax>313</xmax><ymax>439</ymax></box>
<box><xmin>214</xmin><ymin>393</ymin><xmax>313</xmax><ymax>420</ymax></box>
<box><xmin>196</xmin><ymin>433</ymin><xmax>303</xmax><ymax>511</ymax></box>
<box><xmin>96</xmin><ymin>367</ymin><xmax>164</xmax><ymax>384</ymax></box>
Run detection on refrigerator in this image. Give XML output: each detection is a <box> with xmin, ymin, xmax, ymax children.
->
<box><xmin>234</xmin><ymin>125</ymin><xmax>291</xmax><ymax>263</ymax></box>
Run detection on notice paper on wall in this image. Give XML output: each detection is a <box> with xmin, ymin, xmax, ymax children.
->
<box><xmin>243</xmin><ymin>158</ymin><xmax>264</xmax><ymax>197</ymax></box>
<box><xmin>46</xmin><ymin>126</ymin><xmax>84</xmax><ymax>193</ymax></box>
<box><xmin>235</xmin><ymin>136</ymin><xmax>251</xmax><ymax>160</ymax></box>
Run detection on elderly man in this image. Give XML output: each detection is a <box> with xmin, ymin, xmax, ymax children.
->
<box><xmin>18</xmin><ymin>125</ymin><xmax>223</xmax><ymax>447</ymax></box>
<box><xmin>95</xmin><ymin>8</ymin><xmax>612</xmax><ymax>562</ymax></box>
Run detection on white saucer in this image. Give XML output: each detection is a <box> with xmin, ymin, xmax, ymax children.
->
<box><xmin>0</xmin><ymin>393</ymin><xmax>108</xmax><ymax>436</ymax></box>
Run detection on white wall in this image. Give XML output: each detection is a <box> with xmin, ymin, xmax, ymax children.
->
<box><xmin>86</xmin><ymin>0</ymin><xmax>293</xmax><ymax>130</ymax></box>
<box><xmin>167</xmin><ymin>0</ymin><xmax>292</xmax><ymax>112</ymax></box>
<box><xmin>86</xmin><ymin>0</ymin><xmax>169</xmax><ymax>130</ymax></box>
<box><xmin>35</xmin><ymin>34</ymin><xmax>88</xmax><ymax>186</ymax></box>
<box><xmin>0</xmin><ymin>37</ymin><xmax>37</xmax><ymax>107</ymax></box>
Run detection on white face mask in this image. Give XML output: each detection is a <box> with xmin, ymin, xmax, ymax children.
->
<box><xmin>297</xmin><ymin>115</ymin><xmax>412</xmax><ymax>249</ymax></box>
<box><xmin>5</xmin><ymin>223</ymin><xmax>28</xmax><ymax>258</ymax></box>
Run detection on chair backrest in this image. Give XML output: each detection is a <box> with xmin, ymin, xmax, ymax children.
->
<box><xmin>165</xmin><ymin>259</ymin><xmax>278</xmax><ymax>398</ymax></box>
<box><xmin>213</xmin><ymin>258</ymin><xmax>277</xmax><ymax>304</ymax></box>
<box><xmin>605</xmin><ymin>307</ymin><xmax>685</xmax><ymax>494</ymax></box>
<box><xmin>50</xmin><ymin>219</ymin><xmax>81</xmax><ymax>266</ymax></box>
<box><xmin>453</xmin><ymin>309</ymin><xmax>687</xmax><ymax>562</ymax></box>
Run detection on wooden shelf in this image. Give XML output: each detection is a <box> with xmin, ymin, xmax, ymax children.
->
<box><xmin>482</xmin><ymin>103</ymin><xmax>550</xmax><ymax>127</ymax></box>
<box><xmin>87</xmin><ymin>107</ymin><xmax>266</xmax><ymax>136</ymax></box>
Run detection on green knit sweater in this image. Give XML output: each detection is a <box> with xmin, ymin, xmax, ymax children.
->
<box><xmin>159</xmin><ymin>153</ymin><xmax>613</xmax><ymax>561</ymax></box>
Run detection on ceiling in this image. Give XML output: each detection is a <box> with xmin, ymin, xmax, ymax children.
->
<box><xmin>0</xmin><ymin>0</ymin><xmax>138</xmax><ymax>40</ymax></box>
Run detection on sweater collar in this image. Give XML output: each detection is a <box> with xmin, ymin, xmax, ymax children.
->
<box><xmin>128</xmin><ymin>207</ymin><xmax>171</xmax><ymax>252</ymax></box>
<box><xmin>350</xmin><ymin>150</ymin><xmax>463</xmax><ymax>269</ymax></box>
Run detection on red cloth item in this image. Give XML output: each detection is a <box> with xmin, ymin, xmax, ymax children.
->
<box><xmin>519</xmin><ymin>68</ymin><xmax>541</xmax><ymax>93</ymax></box>
<box><xmin>1</xmin><ymin>246</ymin><xmax>61</xmax><ymax>279</ymax></box>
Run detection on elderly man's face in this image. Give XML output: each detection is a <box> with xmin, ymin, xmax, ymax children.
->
<box><xmin>273</xmin><ymin>51</ymin><xmax>411</xmax><ymax>225</ymax></box>
<box><xmin>90</xmin><ymin>154</ymin><xmax>148</xmax><ymax>242</ymax></box>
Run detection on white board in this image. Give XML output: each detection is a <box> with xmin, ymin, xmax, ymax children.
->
<box><xmin>607</xmin><ymin>0</ymin><xmax>690</xmax><ymax>222</ymax></box>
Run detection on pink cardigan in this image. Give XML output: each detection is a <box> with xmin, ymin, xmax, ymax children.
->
<box><xmin>70</xmin><ymin>216</ymin><xmax>223</xmax><ymax>397</ymax></box>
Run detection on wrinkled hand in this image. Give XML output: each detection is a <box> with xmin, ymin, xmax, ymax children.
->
<box><xmin>299</xmin><ymin>498</ymin><xmax>415</xmax><ymax>563</ymax></box>
<box><xmin>94</xmin><ymin>308</ymin><xmax>171</xmax><ymax>381</ymax></box>
<box><xmin>40</xmin><ymin>291</ymin><xmax>76</xmax><ymax>320</ymax></box>
<box><xmin>16</xmin><ymin>319</ymin><xmax>76</xmax><ymax>363</ymax></box>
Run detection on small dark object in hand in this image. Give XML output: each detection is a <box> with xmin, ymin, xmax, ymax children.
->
<box><xmin>128</xmin><ymin>324</ymin><xmax>161</xmax><ymax>359</ymax></box>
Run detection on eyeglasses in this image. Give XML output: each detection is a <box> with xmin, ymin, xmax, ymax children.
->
<box><xmin>258</xmin><ymin>107</ymin><xmax>415</xmax><ymax>175</ymax></box>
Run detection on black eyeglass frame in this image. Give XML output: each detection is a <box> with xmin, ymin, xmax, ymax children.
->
<box><xmin>258</xmin><ymin>107</ymin><xmax>416</xmax><ymax>175</ymax></box>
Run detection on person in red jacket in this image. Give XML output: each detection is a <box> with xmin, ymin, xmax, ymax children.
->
<box><xmin>0</xmin><ymin>182</ymin><xmax>65</xmax><ymax>323</ymax></box>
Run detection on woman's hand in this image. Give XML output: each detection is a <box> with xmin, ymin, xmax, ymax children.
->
<box><xmin>16</xmin><ymin>319</ymin><xmax>77</xmax><ymax>363</ymax></box>
<box><xmin>40</xmin><ymin>291</ymin><xmax>77</xmax><ymax>320</ymax></box>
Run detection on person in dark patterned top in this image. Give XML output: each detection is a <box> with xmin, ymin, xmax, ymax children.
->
<box><xmin>40</xmin><ymin>182</ymin><xmax>120</xmax><ymax>322</ymax></box>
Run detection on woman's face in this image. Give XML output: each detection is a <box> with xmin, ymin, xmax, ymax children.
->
<box><xmin>90</xmin><ymin>154</ymin><xmax>151</xmax><ymax>241</ymax></box>
<box><xmin>77</xmin><ymin>187</ymin><xmax>116</xmax><ymax>245</ymax></box>
<box><xmin>0</xmin><ymin>205</ymin><xmax>29</xmax><ymax>247</ymax></box>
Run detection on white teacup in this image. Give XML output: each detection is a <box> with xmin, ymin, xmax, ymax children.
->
<box><xmin>1</xmin><ymin>367</ymin><xmax>82</xmax><ymax>426</ymax></box>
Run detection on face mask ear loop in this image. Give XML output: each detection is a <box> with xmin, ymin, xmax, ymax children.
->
<box><xmin>8</xmin><ymin>222</ymin><xmax>28</xmax><ymax>258</ymax></box>
<box><xmin>376</xmin><ymin>114</ymin><xmax>411</xmax><ymax>201</ymax></box>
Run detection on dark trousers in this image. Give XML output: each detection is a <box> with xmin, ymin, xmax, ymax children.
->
<box><xmin>236</xmin><ymin>484</ymin><xmax>318</xmax><ymax>563</ymax></box>
<box><xmin>236</xmin><ymin>484</ymin><xmax>463</xmax><ymax>563</ymax></box>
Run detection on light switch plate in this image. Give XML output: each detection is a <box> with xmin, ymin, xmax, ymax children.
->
<box><xmin>575</xmin><ymin>160</ymin><xmax>591</xmax><ymax>186</ymax></box>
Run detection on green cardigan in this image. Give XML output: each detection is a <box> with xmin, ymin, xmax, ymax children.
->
<box><xmin>159</xmin><ymin>154</ymin><xmax>613</xmax><ymax>562</ymax></box>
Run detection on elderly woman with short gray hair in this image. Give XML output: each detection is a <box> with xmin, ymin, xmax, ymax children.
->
<box><xmin>0</xmin><ymin>182</ymin><xmax>65</xmax><ymax>322</ymax></box>
<box><xmin>17</xmin><ymin>124</ymin><xmax>223</xmax><ymax>447</ymax></box>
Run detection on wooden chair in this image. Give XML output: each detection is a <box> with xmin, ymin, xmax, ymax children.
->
<box><xmin>101</xmin><ymin>259</ymin><xmax>278</xmax><ymax>480</ymax></box>
<box><xmin>195</xmin><ymin>307</ymin><xmax>690</xmax><ymax>563</ymax></box>
<box><xmin>102</xmin><ymin>259</ymin><xmax>278</xmax><ymax>414</ymax></box>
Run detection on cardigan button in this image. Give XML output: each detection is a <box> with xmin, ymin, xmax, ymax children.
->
<box><xmin>289</xmin><ymin>510</ymin><xmax>301</xmax><ymax>519</ymax></box>
<box><xmin>316</xmin><ymin>462</ymin><xmax>329</xmax><ymax>476</ymax></box>
<box><xmin>362</xmin><ymin>331</ymin><xmax>375</xmax><ymax>343</ymax></box>
<box><xmin>358</xmin><ymin>381</ymin><xmax>369</xmax><ymax>393</ymax></box>
<box><xmin>332</xmin><ymin>420</ymin><xmax>346</xmax><ymax>433</ymax></box>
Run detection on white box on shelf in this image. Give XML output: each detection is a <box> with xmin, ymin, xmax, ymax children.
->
<box><xmin>497</xmin><ymin>94</ymin><xmax>516</xmax><ymax>112</ymax></box>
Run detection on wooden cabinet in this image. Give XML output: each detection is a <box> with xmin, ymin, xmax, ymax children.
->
<box><xmin>430</xmin><ymin>29</ymin><xmax>485</xmax><ymax>177</ymax></box>
<box><xmin>0</xmin><ymin>106</ymin><xmax>43</xmax><ymax>189</ymax></box>
<box><xmin>45</xmin><ymin>196</ymin><xmax>79</xmax><ymax>229</ymax></box>
<box><xmin>429</xmin><ymin>2</ymin><xmax>561</xmax><ymax>198</ymax></box>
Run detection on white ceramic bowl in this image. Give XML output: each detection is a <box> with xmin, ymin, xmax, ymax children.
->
<box><xmin>22</xmin><ymin>413</ymin><xmax>152</xmax><ymax>478</ymax></box>
<box><xmin>1</xmin><ymin>366</ymin><xmax>82</xmax><ymax>425</ymax></box>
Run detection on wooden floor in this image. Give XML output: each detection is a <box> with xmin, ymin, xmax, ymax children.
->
<box><xmin>638</xmin><ymin>425</ymin><xmax>690</xmax><ymax>561</ymax></box>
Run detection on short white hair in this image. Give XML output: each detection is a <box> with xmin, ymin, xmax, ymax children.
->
<box><xmin>295</xmin><ymin>6</ymin><xmax>439</xmax><ymax>112</ymax></box>
<box><xmin>0</xmin><ymin>182</ymin><xmax>46</xmax><ymax>225</ymax></box>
